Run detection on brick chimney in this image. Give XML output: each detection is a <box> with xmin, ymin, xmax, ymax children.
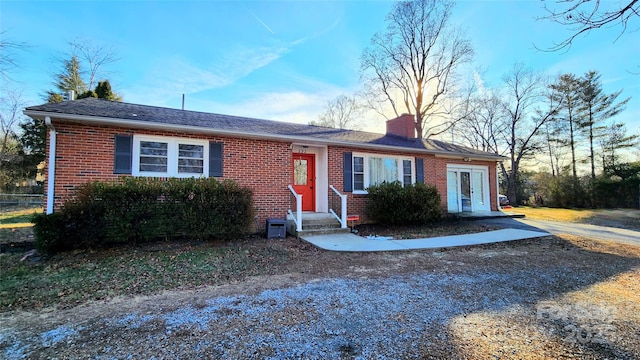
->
<box><xmin>386</xmin><ymin>113</ymin><xmax>416</xmax><ymax>139</ymax></box>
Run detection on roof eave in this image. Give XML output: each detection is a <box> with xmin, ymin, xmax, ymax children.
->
<box><xmin>23</xmin><ymin>109</ymin><xmax>505</xmax><ymax>161</ymax></box>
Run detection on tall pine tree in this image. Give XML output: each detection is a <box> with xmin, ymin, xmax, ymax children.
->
<box><xmin>549</xmin><ymin>73</ymin><xmax>583</xmax><ymax>205</ymax></box>
<box><xmin>579</xmin><ymin>71</ymin><xmax>630</xmax><ymax>180</ymax></box>
<box><xmin>46</xmin><ymin>56</ymin><xmax>87</xmax><ymax>103</ymax></box>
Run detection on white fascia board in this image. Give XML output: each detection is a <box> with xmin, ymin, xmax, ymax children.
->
<box><xmin>435</xmin><ymin>153</ymin><xmax>505</xmax><ymax>162</ymax></box>
<box><xmin>23</xmin><ymin>110</ymin><xmax>506</xmax><ymax>161</ymax></box>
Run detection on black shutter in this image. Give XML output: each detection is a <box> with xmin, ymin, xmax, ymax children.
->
<box><xmin>343</xmin><ymin>152</ymin><xmax>353</xmax><ymax>192</ymax></box>
<box><xmin>209</xmin><ymin>142</ymin><xmax>223</xmax><ymax>177</ymax></box>
<box><xmin>114</xmin><ymin>135</ymin><xmax>132</xmax><ymax>174</ymax></box>
<box><xmin>415</xmin><ymin>157</ymin><xmax>424</xmax><ymax>184</ymax></box>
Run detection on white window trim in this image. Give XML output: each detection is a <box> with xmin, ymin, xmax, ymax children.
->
<box><xmin>132</xmin><ymin>134</ymin><xmax>209</xmax><ymax>178</ymax></box>
<box><xmin>352</xmin><ymin>153</ymin><xmax>415</xmax><ymax>194</ymax></box>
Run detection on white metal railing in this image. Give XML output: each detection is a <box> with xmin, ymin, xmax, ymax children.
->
<box><xmin>329</xmin><ymin>185</ymin><xmax>348</xmax><ymax>229</ymax></box>
<box><xmin>287</xmin><ymin>185</ymin><xmax>302</xmax><ymax>232</ymax></box>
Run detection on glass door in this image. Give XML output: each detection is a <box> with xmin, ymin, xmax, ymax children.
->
<box><xmin>460</xmin><ymin>171</ymin><xmax>472</xmax><ymax>212</ymax></box>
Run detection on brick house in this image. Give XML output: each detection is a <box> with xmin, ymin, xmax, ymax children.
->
<box><xmin>24</xmin><ymin>98</ymin><xmax>504</xmax><ymax>233</ymax></box>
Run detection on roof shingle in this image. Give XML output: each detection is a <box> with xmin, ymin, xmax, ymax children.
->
<box><xmin>25</xmin><ymin>98</ymin><xmax>503</xmax><ymax>160</ymax></box>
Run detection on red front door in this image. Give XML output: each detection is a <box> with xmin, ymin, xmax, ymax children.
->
<box><xmin>292</xmin><ymin>153</ymin><xmax>315</xmax><ymax>211</ymax></box>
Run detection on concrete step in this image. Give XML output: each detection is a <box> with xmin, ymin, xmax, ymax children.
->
<box><xmin>303</xmin><ymin>222</ymin><xmax>342</xmax><ymax>230</ymax></box>
<box><xmin>286</xmin><ymin>213</ymin><xmax>350</xmax><ymax>237</ymax></box>
<box><xmin>296</xmin><ymin>227</ymin><xmax>351</xmax><ymax>237</ymax></box>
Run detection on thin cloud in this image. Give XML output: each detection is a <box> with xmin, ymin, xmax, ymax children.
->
<box><xmin>126</xmin><ymin>43</ymin><xmax>295</xmax><ymax>106</ymax></box>
<box><xmin>245</xmin><ymin>7</ymin><xmax>275</xmax><ymax>34</ymax></box>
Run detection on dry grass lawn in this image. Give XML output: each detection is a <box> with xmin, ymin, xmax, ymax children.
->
<box><xmin>503</xmin><ymin>207</ymin><xmax>640</xmax><ymax>230</ymax></box>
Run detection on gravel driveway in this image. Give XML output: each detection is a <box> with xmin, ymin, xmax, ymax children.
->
<box><xmin>2</xmin><ymin>235</ymin><xmax>639</xmax><ymax>359</ymax></box>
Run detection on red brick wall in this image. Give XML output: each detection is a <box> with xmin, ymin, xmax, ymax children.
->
<box><xmin>46</xmin><ymin>121</ymin><xmax>291</xmax><ymax>229</ymax></box>
<box><xmin>327</xmin><ymin>146</ymin><xmax>499</xmax><ymax>223</ymax></box>
<box><xmin>45</xmin><ymin>119</ymin><xmax>499</xmax><ymax>230</ymax></box>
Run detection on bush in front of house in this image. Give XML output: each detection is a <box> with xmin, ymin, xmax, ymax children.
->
<box><xmin>33</xmin><ymin>177</ymin><xmax>254</xmax><ymax>254</ymax></box>
<box><xmin>366</xmin><ymin>181</ymin><xmax>442</xmax><ymax>225</ymax></box>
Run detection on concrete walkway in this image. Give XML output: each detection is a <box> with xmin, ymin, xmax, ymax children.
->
<box><xmin>300</xmin><ymin>228</ymin><xmax>550</xmax><ymax>252</ymax></box>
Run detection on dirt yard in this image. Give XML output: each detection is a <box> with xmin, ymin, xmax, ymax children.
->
<box><xmin>2</xmin><ymin>233</ymin><xmax>639</xmax><ymax>359</ymax></box>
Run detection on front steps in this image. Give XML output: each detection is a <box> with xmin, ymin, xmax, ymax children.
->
<box><xmin>286</xmin><ymin>212</ymin><xmax>351</xmax><ymax>237</ymax></box>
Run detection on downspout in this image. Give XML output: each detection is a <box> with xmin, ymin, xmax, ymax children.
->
<box><xmin>45</xmin><ymin>116</ymin><xmax>56</xmax><ymax>214</ymax></box>
<box><xmin>496</xmin><ymin>162</ymin><xmax>501</xmax><ymax>211</ymax></box>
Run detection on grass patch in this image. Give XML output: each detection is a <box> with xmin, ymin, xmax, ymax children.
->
<box><xmin>503</xmin><ymin>207</ymin><xmax>640</xmax><ymax>230</ymax></box>
<box><xmin>0</xmin><ymin>237</ymin><xmax>296</xmax><ymax>312</ymax></box>
<box><xmin>0</xmin><ymin>208</ymin><xmax>40</xmax><ymax>227</ymax></box>
<box><xmin>502</xmin><ymin>206</ymin><xmax>594</xmax><ymax>222</ymax></box>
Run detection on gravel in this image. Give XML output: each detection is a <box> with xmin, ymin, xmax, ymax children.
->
<box><xmin>2</xmin><ymin>265</ymin><xmax>638</xmax><ymax>359</ymax></box>
<box><xmin>2</xmin><ymin>234</ymin><xmax>639</xmax><ymax>359</ymax></box>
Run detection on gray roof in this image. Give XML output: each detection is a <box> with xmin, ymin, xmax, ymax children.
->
<box><xmin>24</xmin><ymin>98</ymin><xmax>503</xmax><ymax>160</ymax></box>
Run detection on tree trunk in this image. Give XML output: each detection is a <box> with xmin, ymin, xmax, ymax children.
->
<box><xmin>569</xmin><ymin>117</ymin><xmax>578</xmax><ymax>206</ymax></box>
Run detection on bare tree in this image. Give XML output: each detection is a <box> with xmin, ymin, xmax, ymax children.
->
<box><xmin>0</xmin><ymin>92</ymin><xmax>28</xmax><ymax>191</ymax></box>
<box><xmin>46</xmin><ymin>39</ymin><xmax>121</xmax><ymax>102</ymax></box>
<box><xmin>456</xmin><ymin>91</ymin><xmax>506</xmax><ymax>153</ymax></box>
<box><xmin>361</xmin><ymin>0</ymin><xmax>473</xmax><ymax>138</ymax></box>
<box><xmin>69</xmin><ymin>38</ymin><xmax>119</xmax><ymax>90</ymax></box>
<box><xmin>542</xmin><ymin>117</ymin><xmax>569</xmax><ymax>177</ymax></box>
<box><xmin>310</xmin><ymin>94</ymin><xmax>364</xmax><ymax>130</ymax></box>
<box><xmin>498</xmin><ymin>64</ymin><xmax>561</xmax><ymax>205</ymax></box>
<box><xmin>539</xmin><ymin>0</ymin><xmax>639</xmax><ymax>51</ymax></box>
<box><xmin>0</xmin><ymin>30</ymin><xmax>28</xmax><ymax>83</ymax></box>
<box><xmin>0</xmin><ymin>91</ymin><xmax>25</xmax><ymax>154</ymax></box>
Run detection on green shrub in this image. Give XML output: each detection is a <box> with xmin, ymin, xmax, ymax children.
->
<box><xmin>366</xmin><ymin>181</ymin><xmax>442</xmax><ymax>225</ymax></box>
<box><xmin>33</xmin><ymin>177</ymin><xmax>254</xmax><ymax>254</ymax></box>
<box><xmin>32</xmin><ymin>212</ymin><xmax>66</xmax><ymax>254</ymax></box>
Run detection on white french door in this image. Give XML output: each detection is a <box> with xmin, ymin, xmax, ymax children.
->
<box><xmin>447</xmin><ymin>166</ymin><xmax>490</xmax><ymax>213</ymax></box>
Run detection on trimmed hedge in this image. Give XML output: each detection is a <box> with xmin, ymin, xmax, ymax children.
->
<box><xmin>33</xmin><ymin>177</ymin><xmax>254</xmax><ymax>254</ymax></box>
<box><xmin>366</xmin><ymin>181</ymin><xmax>442</xmax><ymax>225</ymax></box>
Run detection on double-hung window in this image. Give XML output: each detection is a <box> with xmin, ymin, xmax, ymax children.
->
<box><xmin>352</xmin><ymin>153</ymin><xmax>414</xmax><ymax>193</ymax></box>
<box><xmin>133</xmin><ymin>135</ymin><xmax>208</xmax><ymax>177</ymax></box>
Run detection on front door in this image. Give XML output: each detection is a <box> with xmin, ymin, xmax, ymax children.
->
<box><xmin>292</xmin><ymin>153</ymin><xmax>315</xmax><ymax>211</ymax></box>
<box><xmin>447</xmin><ymin>167</ymin><xmax>490</xmax><ymax>213</ymax></box>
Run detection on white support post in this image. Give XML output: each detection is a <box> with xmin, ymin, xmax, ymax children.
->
<box><xmin>340</xmin><ymin>194</ymin><xmax>347</xmax><ymax>229</ymax></box>
<box><xmin>295</xmin><ymin>194</ymin><xmax>302</xmax><ymax>232</ymax></box>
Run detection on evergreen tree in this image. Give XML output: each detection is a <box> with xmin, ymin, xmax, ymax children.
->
<box><xmin>549</xmin><ymin>73</ymin><xmax>583</xmax><ymax>205</ymax></box>
<box><xmin>598</xmin><ymin>122</ymin><xmax>638</xmax><ymax>173</ymax></box>
<box><xmin>77</xmin><ymin>80</ymin><xmax>122</xmax><ymax>101</ymax></box>
<box><xmin>579</xmin><ymin>71</ymin><xmax>630</xmax><ymax>180</ymax></box>
<box><xmin>46</xmin><ymin>56</ymin><xmax>87</xmax><ymax>103</ymax></box>
<box><xmin>18</xmin><ymin>118</ymin><xmax>46</xmax><ymax>180</ymax></box>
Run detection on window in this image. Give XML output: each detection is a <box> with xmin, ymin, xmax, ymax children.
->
<box><xmin>353</xmin><ymin>156</ymin><xmax>364</xmax><ymax>191</ymax></box>
<box><xmin>133</xmin><ymin>135</ymin><xmax>209</xmax><ymax>177</ymax></box>
<box><xmin>139</xmin><ymin>141</ymin><xmax>168</xmax><ymax>172</ymax></box>
<box><xmin>403</xmin><ymin>160</ymin><xmax>412</xmax><ymax>186</ymax></box>
<box><xmin>178</xmin><ymin>144</ymin><xmax>204</xmax><ymax>174</ymax></box>
<box><xmin>352</xmin><ymin>153</ymin><xmax>415</xmax><ymax>193</ymax></box>
<box><xmin>294</xmin><ymin>159</ymin><xmax>308</xmax><ymax>185</ymax></box>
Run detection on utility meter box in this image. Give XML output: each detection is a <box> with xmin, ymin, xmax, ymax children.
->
<box><xmin>266</xmin><ymin>218</ymin><xmax>287</xmax><ymax>239</ymax></box>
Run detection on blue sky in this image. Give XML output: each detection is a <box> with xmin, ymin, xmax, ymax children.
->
<box><xmin>2</xmin><ymin>0</ymin><xmax>639</xmax><ymax>137</ymax></box>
